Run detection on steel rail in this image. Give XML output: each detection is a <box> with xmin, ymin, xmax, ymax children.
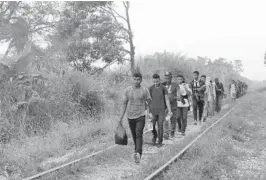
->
<box><xmin>23</xmin><ymin>112</ymin><xmax>191</xmax><ymax>180</ymax></box>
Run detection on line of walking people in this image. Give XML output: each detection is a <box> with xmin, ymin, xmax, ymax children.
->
<box><xmin>118</xmin><ymin>70</ymin><xmax>247</xmax><ymax>164</ymax></box>
<box><xmin>228</xmin><ymin>79</ymin><xmax>248</xmax><ymax>108</ymax></box>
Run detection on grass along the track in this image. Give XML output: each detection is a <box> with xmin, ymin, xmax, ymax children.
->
<box><xmin>160</xmin><ymin>91</ymin><xmax>266</xmax><ymax>180</ymax></box>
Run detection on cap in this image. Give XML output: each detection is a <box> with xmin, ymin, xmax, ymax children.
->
<box><xmin>164</xmin><ymin>71</ymin><xmax>172</xmax><ymax>77</ymax></box>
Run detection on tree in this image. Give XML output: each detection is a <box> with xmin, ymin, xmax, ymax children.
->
<box><xmin>51</xmin><ymin>1</ymin><xmax>127</xmax><ymax>72</ymax></box>
<box><xmin>234</xmin><ymin>59</ymin><xmax>244</xmax><ymax>73</ymax></box>
<box><xmin>0</xmin><ymin>1</ymin><xmax>59</xmax><ymax>61</ymax></box>
<box><xmin>99</xmin><ymin>1</ymin><xmax>136</xmax><ymax>73</ymax></box>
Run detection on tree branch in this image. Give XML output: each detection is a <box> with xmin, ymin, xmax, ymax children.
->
<box><xmin>0</xmin><ymin>2</ymin><xmax>4</xmax><ymax>11</ymax></box>
<box><xmin>119</xmin><ymin>48</ymin><xmax>130</xmax><ymax>54</ymax></box>
<box><xmin>31</xmin><ymin>24</ymin><xmax>55</xmax><ymax>33</ymax></box>
<box><xmin>107</xmin><ymin>6</ymin><xmax>127</xmax><ymax>22</ymax></box>
<box><xmin>116</xmin><ymin>37</ymin><xmax>129</xmax><ymax>43</ymax></box>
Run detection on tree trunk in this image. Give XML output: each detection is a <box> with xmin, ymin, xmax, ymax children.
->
<box><xmin>124</xmin><ymin>2</ymin><xmax>135</xmax><ymax>74</ymax></box>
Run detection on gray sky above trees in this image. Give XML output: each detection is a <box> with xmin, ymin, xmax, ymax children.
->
<box><xmin>126</xmin><ymin>0</ymin><xmax>266</xmax><ymax>81</ymax></box>
<box><xmin>1</xmin><ymin>0</ymin><xmax>265</xmax><ymax>81</ymax></box>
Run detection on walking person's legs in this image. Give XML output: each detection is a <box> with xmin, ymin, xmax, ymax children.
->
<box><xmin>217</xmin><ymin>95</ymin><xmax>223</xmax><ymax>112</ymax></box>
<box><xmin>157</xmin><ymin>111</ymin><xmax>165</xmax><ymax>147</ymax></box>
<box><xmin>192</xmin><ymin>97</ymin><xmax>198</xmax><ymax>124</ymax></box>
<box><xmin>203</xmin><ymin>100</ymin><xmax>208</xmax><ymax>122</ymax></box>
<box><xmin>198</xmin><ymin>100</ymin><xmax>204</xmax><ymax>123</ymax></box>
<box><xmin>176</xmin><ymin>107</ymin><xmax>182</xmax><ymax>134</ymax></box>
<box><xmin>128</xmin><ymin>116</ymin><xmax>145</xmax><ymax>163</ymax></box>
<box><xmin>128</xmin><ymin>119</ymin><xmax>137</xmax><ymax>151</ymax></box>
<box><xmin>181</xmin><ymin>107</ymin><xmax>188</xmax><ymax>135</ymax></box>
<box><xmin>170</xmin><ymin>107</ymin><xmax>178</xmax><ymax>137</ymax></box>
<box><xmin>209</xmin><ymin>99</ymin><xmax>214</xmax><ymax>116</ymax></box>
<box><xmin>152</xmin><ymin>115</ymin><xmax>158</xmax><ymax>145</ymax></box>
<box><xmin>163</xmin><ymin>110</ymin><xmax>170</xmax><ymax>140</ymax></box>
<box><xmin>215</xmin><ymin>95</ymin><xmax>219</xmax><ymax>112</ymax></box>
<box><xmin>135</xmin><ymin>116</ymin><xmax>145</xmax><ymax>157</ymax></box>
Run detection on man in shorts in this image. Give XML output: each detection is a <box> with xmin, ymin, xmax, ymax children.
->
<box><xmin>119</xmin><ymin>72</ymin><xmax>151</xmax><ymax>163</ymax></box>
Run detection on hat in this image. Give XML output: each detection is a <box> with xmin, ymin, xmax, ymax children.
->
<box><xmin>164</xmin><ymin>71</ymin><xmax>172</xmax><ymax>77</ymax></box>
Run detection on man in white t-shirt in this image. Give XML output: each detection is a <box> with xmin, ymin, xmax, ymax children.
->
<box><xmin>176</xmin><ymin>74</ymin><xmax>192</xmax><ymax>136</ymax></box>
<box><xmin>229</xmin><ymin>79</ymin><xmax>237</xmax><ymax>108</ymax></box>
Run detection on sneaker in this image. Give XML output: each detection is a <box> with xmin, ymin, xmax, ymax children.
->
<box><xmin>134</xmin><ymin>153</ymin><xmax>140</xmax><ymax>164</ymax></box>
<box><xmin>164</xmin><ymin>134</ymin><xmax>169</xmax><ymax>140</ymax></box>
<box><xmin>152</xmin><ymin>136</ymin><xmax>157</xmax><ymax>145</ymax></box>
<box><xmin>157</xmin><ymin>143</ymin><xmax>163</xmax><ymax>148</ymax></box>
<box><xmin>170</xmin><ymin>132</ymin><xmax>175</xmax><ymax>138</ymax></box>
<box><xmin>152</xmin><ymin>130</ymin><xmax>157</xmax><ymax>145</ymax></box>
<box><xmin>194</xmin><ymin>121</ymin><xmax>197</xmax><ymax>125</ymax></box>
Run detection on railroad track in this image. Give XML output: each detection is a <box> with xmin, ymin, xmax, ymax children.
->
<box><xmin>144</xmin><ymin>108</ymin><xmax>233</xmax><ymax>180</ymax></box>
<box><xmin>144</xmin><ymin>98</ymin><xmax>243</xmax><ymax>180</ymax></box>
<box><xmin>23</xmin><ymin>111</ymin><xmax>192</xmax><ymax>180</ymax></box>
<box><xmin>23</xmin><ymin>99</ymin><xmax>232</xmax><ymax>180</ymax></box>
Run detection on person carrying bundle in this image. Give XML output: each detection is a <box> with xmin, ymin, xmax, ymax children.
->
<box><xmin>176</xmin><ymin>74</ymin><xmax>192</xmax><ymax>136</ymax></box>
<box><xmin>118</xmin><ymin>72</ymin><xmax>151</xmax><ymax>164</ymax></box>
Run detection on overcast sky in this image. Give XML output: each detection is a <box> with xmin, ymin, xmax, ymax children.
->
<box><xmin>124</xmin><ymin>0</ymin><xmax>266</xmax><ymax>81</ymax></box>
<box><xmin>1</xmin><ymin>0</ymin><xmax>265</xmax><ymax>81</ymax></box>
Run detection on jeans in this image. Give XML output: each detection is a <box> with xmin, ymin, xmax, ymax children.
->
<box><xmin>151</xmin><ymin>110</ymin><xmax>165</xmax><ymax>144</ymax></box>
<box><xmin>216</xmin><ymin>95</ymin><xmax>223</xmax><ymax>113</ymax></box>
<box><xmin>177</xmin><ymin>107</ymin><xmax>188</xmax><ymax>133</ymax></box>
<box><xmin>128</xmin><ymin>116</ymin><xmax>145</xmax><ymax>156</ymax></box>
<box><xmin>164</xmin><ymin>107</ymin><xmax>178</xmax><ymax>136</ymax></box>
<box><xmin>192</xmin><ymin>97</ymin><xmax>204</xmax><ymax>121</ymax></box>
<box><xmin>203</xmin><ymin>100</ymin><xmax>214</xmax><ymax>118</ymax></box>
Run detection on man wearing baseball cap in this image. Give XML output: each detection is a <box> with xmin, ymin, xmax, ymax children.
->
<box><xmin>162</xmin><ymin>71</ymin><xmax>179</xmax><ymax>138</ymax></box>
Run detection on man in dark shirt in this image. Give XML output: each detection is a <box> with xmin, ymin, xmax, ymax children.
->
<box><xmin>149</xmin><ymin>73</ymin><xmax>172</xmax><ymax>147</ymax></box>
<box><xmin>162</xmin><ymin>72</ymin><xmax>179</xmax><ymax>138</ymax></box>
<box><xmin>190</xmin><ymin>71</ymin><xmax>206</xmax><ymax>125</ymax></box>
<box><xmin>214</xmin><ymin>78</ymin><xmax>224</xmax><ymax>113</ymax></box>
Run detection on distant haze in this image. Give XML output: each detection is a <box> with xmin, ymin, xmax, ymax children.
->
<box><xmin>127</xmin><ymin>0</ymin><xmax>266</xmax><ymax>81</ymax></box>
